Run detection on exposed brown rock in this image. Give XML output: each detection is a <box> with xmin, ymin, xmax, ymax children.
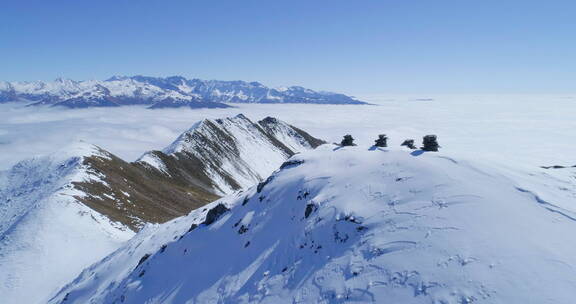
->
<box><xmin>73</xmin><ymin>148</ymin><xmax>219</xmax><ymax>231</ymax></box>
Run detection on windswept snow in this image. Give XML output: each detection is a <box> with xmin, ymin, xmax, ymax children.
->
<box><xmin>50</xmin><ymin>145</ymin><xmax>576</xmax><ymax>304</ymax></box>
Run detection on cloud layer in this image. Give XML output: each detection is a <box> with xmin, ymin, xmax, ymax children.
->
<box><xmin>1</xmin><ymin>95</ymin><xmax>574</xmax><ymax>171</ymax></box>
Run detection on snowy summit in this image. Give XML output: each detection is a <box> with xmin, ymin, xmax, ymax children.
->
<box><xmin>50</xmin><ymin>145</ymin><xmax>576</xmax><ymax>304</ymax></box>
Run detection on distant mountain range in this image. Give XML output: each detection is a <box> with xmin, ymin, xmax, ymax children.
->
<box><xmin>0</xmin><ymin>76</ymin><xmax>366</xmax><ymax>108</ymax></box>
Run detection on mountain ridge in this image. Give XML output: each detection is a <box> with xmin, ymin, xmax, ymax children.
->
<box><xmin>0</xmin><ymin>114</ymin><xmax>325</xmax><ymax>304</ymax></box>
<box><xmin>138</xmin><ymin>114</ymin><xmax>325</xmax><ymax>195</ymax></box>
<box><xmin>0</xmin><ymin>76</ymin><xmax>366</xmax><ymax>108</ymax></box>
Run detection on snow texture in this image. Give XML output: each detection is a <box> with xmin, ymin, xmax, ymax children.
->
<box><xmin>50</xmin><ymin>145</ymin><xmax>576</xmax><ymax>304</ymax></box>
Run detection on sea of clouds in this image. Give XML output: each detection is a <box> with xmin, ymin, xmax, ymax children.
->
<box><xmin>0</xmin><ymin>94</ymin><xmax>574</xmax><ymax>171</ymax></box>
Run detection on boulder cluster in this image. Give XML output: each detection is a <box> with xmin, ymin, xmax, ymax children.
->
<box><xmin>374</xmin><ymin>134</ymin><xmax>388</xmax><ymax>147</ymax></box>
<box><xmin>421</xmin><ymin>135</ymin><xmax>440</xmax><ymax>152</ymax></box>
<box><xmin>338</xmin><ymin>134</ymin><xmax>440</xmax><ymax>151</ymax></box>
<box><xmin>340</xmin><ymin>134</ymin><xmax>356</xmax><ymax>146</ymax></box>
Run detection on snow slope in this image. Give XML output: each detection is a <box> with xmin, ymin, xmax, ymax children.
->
<box><xmin>50</xmin><ymin>145</ymin><xmax>576</xmax><ymax>304</ymax></box>
<box><xmin>0</xmin><ymin>143</ymin><xmax>134</xmax><ymax>304</ymax></box>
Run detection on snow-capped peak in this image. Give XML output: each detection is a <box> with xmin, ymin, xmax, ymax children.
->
<box><xmin>142</xmin><ymin>114</ymin><xmax>325</xmax><ymax>195</ymax></box>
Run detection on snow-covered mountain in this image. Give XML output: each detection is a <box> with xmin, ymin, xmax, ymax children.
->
<box><xmin>73</xmin><ymin>114</ymin><xmax>324</xmax><ymax>229</ymax></box>
<box><xmin>138</xmin><ymin>114</ymin><xmax>325</xmax><ymax>195</ymax></box>
<box><xmin>51</xmin><ymin>145</ymin><xmax>576</xmax><ymax>304</ymax></box>
<box><xmin>0</xmin><ymin>76</ymin><xmax>366</xmax><ymax>108</ymax></box>
<box><xmin>0</xmin><ymin>115</ymin><xmax>324</xmax><ymax>304</ymax></box>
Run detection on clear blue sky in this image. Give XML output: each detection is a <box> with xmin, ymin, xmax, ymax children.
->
<box><xmin>1</xmin><ymin>0</ymin><xmax>575</xmax><ymax>94</ymax></box>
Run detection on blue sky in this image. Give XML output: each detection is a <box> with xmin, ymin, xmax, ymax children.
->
<box><xmin>1</xmin><ymin>0</ymin><xmax>574</xmax><ymax>94</ymax></box>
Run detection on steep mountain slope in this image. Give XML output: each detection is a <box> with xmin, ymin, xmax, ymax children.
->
<box><xmin>0</xmin><ymin>143</ymin><xmax>134</xmax><ymax>304</ymax></box>
<box><xmin>0</xmin><ymin>76</ymin><xmax>366</xmax><ymax>108</ymax></box>
<box><xmin>73</xmin><ymin>115</ymin><xmax>324</xmax><ymax>229</ymax></box>
<box><xmin>138</xmin><ymin>114</ymin><xmax>325</xmax><ymax>195</ymax></box>
<box><xmin>0</xmin><ymin>114</ymin><xmax>324</xmax><ymax>232</ymax></box>
<box><xmin>51</xmin><ymin>146</ymin><xmax>576</xmax><ymax>304</ymax></box>
<box><xmin>0</xmin><ymin>115</ymin><xmax>325</xmax><ymax>304</ymax></box>
<box><xmin>72</xmin><ymin>146</ymin><xmax>219</xmax><ymax>230</ymax></box>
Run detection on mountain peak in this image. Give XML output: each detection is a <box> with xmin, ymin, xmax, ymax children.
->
<box><xmin>105</xmin><ymin>75</ymin><xmax>129</xmax><ymax>81</ymax></box>
<box><xmin>146</xmin><ymin>114</ymin><xmax>325</xmax><ymax>194</ymax></box>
